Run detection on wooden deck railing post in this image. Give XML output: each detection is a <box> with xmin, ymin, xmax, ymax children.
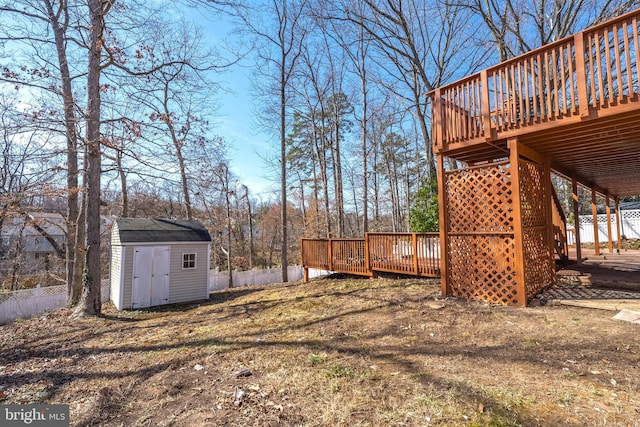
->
<box><xmin>509</xmin><ymin>139</ymin><xmax>528</xmax><ymax>307</ymax></box>
<box><xmin>412</xmin><ymin>233</ymin><xmax>419</xmax><ymax>275</ymax></box>
<box><xmin>480</xmin><ymin>70</ymin><xmax>492</xmax><ymax>141</ymax></box>
<box><xmin>364</xmin><ymin>233</ymin><xmax>371</xmax><ymax>274</ymax></box>
<box><xmin>572</xmin><ymin>177</ymin><xmax>582</xmax><ymax>264</ymax></box>
<box><xmin>606</xmin><ymin>194</ymin><xmax>613</xmax><ymax>254</ymax></box>
<box><xmin>591</xmin><ymin>188</ymin><xmax>601</xmax><ymax>256</ymax></box>
<box><xmin>574</xmin><ymin>31</ymin><xmax>591</xmax><ymax>118</ymax></box>
<box><xmin>615</xmin><ymin>197</ymin><xmax>622</xmax><ymax>253</ymax></box>
<box><xmin>433</xmin><ymin>88</ymin><xmax>443</xmax><ymax>151</ymax></box>
<box><xmin>327</xmin><ymin>239</ymin><xmax>333</xmax><ymax>271</ymax></box>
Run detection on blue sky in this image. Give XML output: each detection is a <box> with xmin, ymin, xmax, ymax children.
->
<box><xmin>187</xmin><ymin>7</ymin><xmax>276</xmax><ymax>199</ymax></box>
<box><xmin>217</xmin><ymin>75</ymin><xmax>275</xmax><ymax>197</ymax></box>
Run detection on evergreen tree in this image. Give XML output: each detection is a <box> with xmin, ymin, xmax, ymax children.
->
<box><xmin>408</xmin><ymin>176</ymin><xmax>439</xmax><ymax>232</ymax></box>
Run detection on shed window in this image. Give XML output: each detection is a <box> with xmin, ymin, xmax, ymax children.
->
<box><xmin>182</xmin><ymin>253</ymin><xmax>197</xmax><ymax>269</ymax></box>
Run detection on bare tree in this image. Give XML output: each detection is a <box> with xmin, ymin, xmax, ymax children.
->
<box><xmin>241</xmin><ymin>185</ymin><xmax>255</xmax><ymax>269</ymax></box>
<box><xmin>113</xmin><ymin>19</ymin><xmax>224</xmax><ymax>220</ymax></box>
<box><xmin>339</xmin><ymin>0</ymin><xmax>488</xmax><ymax>179</ymax></box>
<box><xmin>292</xmin><ymin>43</ymin><xmax>333</xmax><ymax>237</ymax></box>
<box><xmin>71</xmin><ymin>0</ymin><xmax>114</xmax><ymax>317</ymax></box>
<box><xmin>323</xmin><ymin>0</ymin><xmax>374</xmax><ymax>233</ymax></box>
<box><xmin>460</xmin><ymin>0</ymin><xmax>640</xmax><ymax>61</ymax></box>
<box><xmin>240</xmin><ymin>0</ymin><xmax>308</xmax><ymax>281</ymax></box>
<box><xmin>0</xmin><ymin>0</ymin><xmax>86</xmax><ymax>304</ymax></box>
<box><xmin>0</xmin><ymin>93</ymin><xmax>66</xmax><ymax>288</ymax></box>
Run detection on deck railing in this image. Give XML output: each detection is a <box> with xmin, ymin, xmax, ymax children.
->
<box><xmin>367</xmin><ymin>233</ymin><xmax>440</xmax><ymax>276</ymax></box>
<box><xmin>431</xmin><ymin>9</ymin><xmax>640</xmax><ymax>150</ymax></box>
<box><xmin>301</xmin><ymin>233</ymin><xmax>440</xmax><ymax>279</ymax></box>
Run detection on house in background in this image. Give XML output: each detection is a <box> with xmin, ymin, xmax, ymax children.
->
<box><xmin>110</xmin><ymin>218</ymin><xmax>212</xmax><ymax>310</ymax></box>
<box><xmin>0</xmin><ymin>212</ymin><xmax>66</xmax><ymax>273</ymax></box>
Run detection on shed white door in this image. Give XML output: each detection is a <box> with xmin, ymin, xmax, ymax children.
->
<box><xmin>132</xmin><ymin>246</ymin><xmax>170</xmax><ymax>308</ymax></box>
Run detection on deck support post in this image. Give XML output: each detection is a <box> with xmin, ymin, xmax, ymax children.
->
<box><xmin>615</xmin><ymin>197</ymin><xmax>622</xmax><ymax>253</ymax></box>
<box><xmin>606</xmin><ymin>194</ymin><xmax>614</xmax><ymax>254</ymax></box>
<box><xmin>303</xmin><ymin>267</ymin><xmax>309</xmax><ymax>283</ymax></box>
<box><xmin>572</xmin><ymin>177</ymin><xmax>582</xmax><ymax>263</ymax></box>
<box><xmin>591</xmin><ymin>188</ymin><xmax>601</xmax><ymax>256</ymax></box>
<box><xmin>436</xmin><ymin>154</ymin><xmax>450</xmax><ymax>298</ymax></box>
<box><xmin>508</xmin><ymin>139</ymin><xmax>527</xmax><ymax>307</ymax></box>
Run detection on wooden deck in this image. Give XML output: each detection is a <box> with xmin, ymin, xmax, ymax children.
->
<box><xmin>430</xmin><ymin>8</ymin><xmax>640</xmax><ymax>197</ymax></box>
<box><xmin>301</xmin><ymin>233</ymin><xmax>440</xmax><ymax>280</ymax></box>
<box><xmin>303</xmin><ymin>12</ymin><xmax>639</xmax><ymax>307</ymax></box>
<box><xmin>428</xmin><ymin>10</ymin><xmax>640</xmax><ymax>306</ymax></box>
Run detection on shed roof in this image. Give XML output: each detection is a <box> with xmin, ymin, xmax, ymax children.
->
<box><xmin>115</xmin><ymin>218</ymin><xmax>211</xmax><ymax>243</ymax></box>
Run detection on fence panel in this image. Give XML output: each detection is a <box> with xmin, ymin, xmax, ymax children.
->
<box><xmin>567</xmin><ymin>209</ymin><xmax>640</xmax><ymax>244</ymax></box>
<box><xmin>209</xmin><ymin>265</ymin><xmax>329</xmax><ymax>291</ymax></box>
<box><xmin>0</xmin><ymin>281</ymin><xmax>111</xmax><ymax>325</ymax></box>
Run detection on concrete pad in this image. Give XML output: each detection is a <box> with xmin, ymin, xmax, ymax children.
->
<box><xmin>559</xmin><ymin>299</ymin><xmax>640</xmax><ymax>311</ymax></box>
<box><xmin>612</xmin><ymin>309</ymin><xmax>640</xmax><ymax>324</ymax></box>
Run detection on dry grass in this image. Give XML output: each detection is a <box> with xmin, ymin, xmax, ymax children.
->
<box><xmin>1</xmin><ymin>275</ymin><xmax>639</xmax><ymax>426</ymax></box>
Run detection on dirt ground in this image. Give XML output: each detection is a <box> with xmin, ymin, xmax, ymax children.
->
<box><xmin>1</xmin><ymin>276</ymin><xmax>639</xmax><ymax>426</ymax></box>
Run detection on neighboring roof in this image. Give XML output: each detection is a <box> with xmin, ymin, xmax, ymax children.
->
<box><xmin>596</xmin><ymin>201</ymin><xmax>640</xmax><ymax>214</ymax></box>
<box><xmin>115</xmin><ymin>218</ymin><xmax>212</xmax><ymax>243</ymax></box>
<box><xmin>1</xmin><ymin>212</ymin><xmax>66</xmax><ymax>237</ymax></box>
<box><xmin>29</xmin><ymin>212</ymin><xmax>66</xmax><ymax>235</ymax></box>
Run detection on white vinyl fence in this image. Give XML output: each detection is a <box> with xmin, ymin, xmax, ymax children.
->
<box><xmin>568</xmin><ymin>209</ymin><xmax>640</xmax><ymax>244</ymax></box>
<box><xmin>1</xmin><ymin>267</ymin><xmax>332</xmax><ymax>324</ymax></box>
<box><xmin>209</xmin><ymin>265</ymin><xmax>331</xmax><ymax>291</ymax></box>
<box><xmin>0</xmin><ymin>281</ymin><xmax>111</xmax><ymax>325</ymax></box>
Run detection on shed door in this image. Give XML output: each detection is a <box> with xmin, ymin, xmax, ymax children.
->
<box><xmin>150</xmin><ymin>247</ymin><xmax>170</xmax><ymax>306</ymax></box>
<box><xmin>132</xmin><ymin>246</ymin><xmax>170</xmax><ymax>308</ymax></box>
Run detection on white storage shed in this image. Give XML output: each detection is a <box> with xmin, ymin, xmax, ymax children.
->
<box><xmin>110</xmin><ymin>218</ymin><xmax>212</xmax><ymax>310</ymax></box>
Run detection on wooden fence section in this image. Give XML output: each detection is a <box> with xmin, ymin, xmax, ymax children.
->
<box><xmin>431</xmin><ymin>9</ymin><xmax>640</xmax><ymax>152</ymax></box>
<box><xmin>301</xmin><ymin>233</ymin><xmax>440</xmax><ymax>281</ymax></box>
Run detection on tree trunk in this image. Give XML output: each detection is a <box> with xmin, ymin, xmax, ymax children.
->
<box><xmin>280</xmin><ymin>41</ymin><xmax>288</xmax><ymax>282</ymax></box>
<box><xmin>316</xmin><ymin>116</ymin><xmax>331</xmax><ymax>238</ymax></box>
<box><xmin>72</xmin><ymin>0</ymin><xmax>107</xmax><ymax>318</ymax></box>
<box><xmin>163</xmin><ymin>85</ymin><xmax>192</xmax><ymax>219</ymax></box>
<box><xmin>116</xmin><ymin>148</ymin><xmax>128</xmax><ymax>216</ymax></box>
<box><xmin>361</xmin><ymin>74</ymin><xmax>368</xmax><ymax>234</ymax></box>
<box><xmin>373</xmin><ymin>141</ymin><xmax>380</xmax><ymax>223</ymax></box>
<box><xmin>43</xmin><ymin>0</ymin><xmax>80</xmax><ymax>306</ymax></box>
<box><xmin>333</xmin><ymin>118</ymin><xmax>344</xmax><ymax>237</ymax></box>
<box><xmin>73</xmin><ymin>190</ymin><xmax>86</xmax><ymax>301</ymax></box>
<box><xmin>224</xmin><ymin>168</ymin><xmax>233</xmax><ymax>287</ymax></box>
<box><xmin>245</xmin><ymin>187</ymin><xmax>254</xmax><ymax>269</ymax></box>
